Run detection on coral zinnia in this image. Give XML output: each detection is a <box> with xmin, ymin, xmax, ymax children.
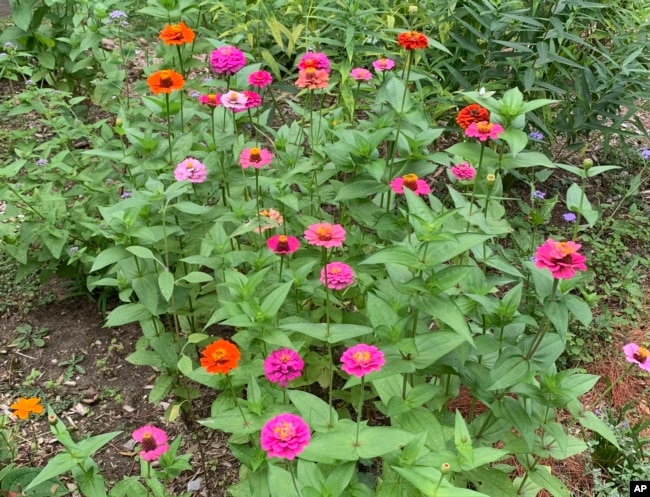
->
<box><xmin>390</xmin><ymin>173</ymin><xmax>430</xmax><ymax>195</ymax></box>
<box><xmin>267</xmin><ymin>235</ymin><xmax>300</xmax><ymax>255</ymax></box>
<box><xmin>297</xmin><ymin>52</ymin><xmax>331</xmax><ymax>74</ymax></box>
<box><xmin>320</xmin><ymin>262</ymin><xmax>354</xmax><ymax>290</ymax></box>
<box><xmin>240</xmin><ymin>147</ymin><xmax>273</xmax><ymax>169</ymax></box>
<box><xmin>255</xmin><ymin>208</ymin><xmax>283</xmax><ymax>233</ymax></box>
<box><xmin>200</xmin><ymin>339</ymin><xmax>240</xmax><ymax>374</ymax></box>
<box><xmin>456</xmin><ymin>104</ymin><xmax>490</xmax><ymax>130</ymax></box>
<box><xmin>295</xmin><ymin>68</ymin><xmax>329</xmax><ymax>90</ymax></box>
<box><xmin>304</xmin><ymin>222</ymin><xmax>346</xmax><ymax>248</ymax></box>
<box><xmin>10</xmin><ymin>397</ymin><xmax>43</xmax><ymax>419</ymax></box>
<box><xmin>534</xmin><ymin>238</ymin><xmax>587</xmax><ymax>279</ymax></box>
<box><xmin>341</xmin><ymin>344</ymin><xmax>385</xmax><ymax>378</ymax></box>
<box><xmin>260</xmin><ymin>413</ymin><xmax>311</xmax><ymax>459</ymax></box>
<box><xmin>132</xmin><ymin>425</ymin><xmax>169</xmax><ymax>462</ymax></box>
<box><xmin>159</xmin><ymin>21</ymin><xmax>195</xmax><ymax>45</ymax></box>
<box><xmin>174</xmin><ymin>157</ymin><xmax>207</xmax><ymax>183</ymax></box>
<box><xmin>397</xmin><ymin>31</ymin><xmax>428</xmax><ymax>50</ymax></box>
<box><xmin>264</xmin><ymin>348</ymin><xmax>304</xmax><ymax>386</ymax></box>
<box><xmin>465</xmin><ymin>121</ymin><xmax>505</xmax><ymax>142</ymax></box>
<box><xmin>450</xmin><ymin>162</ymin><xmax>476</xmax><ymax>181</ymax></box>
<box><xmin>623</xmin><ymin>343</ymin><xmax>650</xmax><ymax>372</ymax></box>
<box><xmin>147</xmin><ymin>69</ymin><xmax>185</xmax><ymax>94</ymax></box>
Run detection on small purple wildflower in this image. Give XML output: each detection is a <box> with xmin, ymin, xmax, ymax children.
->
<box><xmin>189</xmin><ymin>91</ymin><xmax>201</xmax><ymax>98</ymax></box>
<box><xmin>4</xmin><ymin>42</ymin><xmax>15</xmax><ymax>50</ymax></box>
<box><xmin>529</xmin><ymin>131</ymin><xmax>544</xmax><ymax>141</ymax></box>
<box><xmin>0</xmin><ymin>53</ymin><xmax>7</xmax><ymax>58</ymax></box>
<box><xmin>36</xmin><ymin>159</ymin><xmax>48</xmax><ymax>167</ymax></box>
<box><xmin>529</xmin><ymin>256</ymin><xmax>537</xmax><ymax>262</ymax></box>
<box><xmin>532</xmin><ymin>190</ymin><xmax>545</xmax><ymax>200</ymax></box>
<box><xmin>563</xmin><ymin>212</ymin><xmax>577</xmax><ymax>223</ymax></box>
<box><xmin>69</xmin><ymin>246</ymin><xmax>79</xmax><ymax>254</ymax></box>
<box><xmin>120</xmin><ymin>191</ymin><xmax>132</xmax><ymax>199</ymax></box>
<box><xmin>639</xmin><ymin>148</ymin><xmax>650</xmax><ymax>160</ymax></box>
<box><xmin>25</xmin><ymin>79</ymin><xmax>34</xmax><ymax>85</ymax></box>
<box><xmin>109</xmin><ymin>10</ymin><xmax>128</xmax><ymax>19</ymax></box>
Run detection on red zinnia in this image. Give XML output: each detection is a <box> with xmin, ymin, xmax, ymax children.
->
<box><xmin>200</xmin><ymin>340</ymin><xmax>240</xmax><ymax>374</ymax></box>
<box><xmin>147</xmin><ymin>69</ymin><xmax>185</xmax><ymax>95</ymax></box>
<box><xmin>456</xmin><ymin>104</ymin><xmax>490</xmax><ymax>130</ymax></box>
<box><xmin>159</xmin><ymin>21</ymin><xmax>195</xmax><ymax>45</ymax></box>
<box><xmin>397</xmin><ymin>31</ymin><xmax>428</xmax><ymax>50</ymax></box>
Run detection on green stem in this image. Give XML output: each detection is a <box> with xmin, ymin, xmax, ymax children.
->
<box><xmin>355</xmin><ymin>376</ymin><xmax>365</xmax><ymax>446</ymax></box>
<box><xmin>225</xmin><ymin>374</ymin><xmax>249</xmax><ymax>426</ymax></box>
<box><xmin>288</xmin><ymin>460</ymin><xmax>303</xmax><ymax>497</ymax></box>
<box><xmin>466</xmin><ymin>142</ymin><xmax>486</xmax><ymax>231</ymax></box>
<box><xmin>165</xmin><ymin>93</ymin><xmax>173</xmax><ymax>165</ymax></box>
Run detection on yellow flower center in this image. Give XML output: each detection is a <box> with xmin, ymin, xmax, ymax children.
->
<box><xmin>279</xmin><ymin>352</ymin><xmax>291</xmax><ymax>363</ymax></box>
<box><xmin>273</xmin><ymin>422</ymin><xmax>294</xmax><ymax>440</ymax></box>
<box><xmin>316</xmin><ymin>225</ymin><xmax>332</xmax><ymax>240</ymax></box>
<box><xmin>276</xmin><ymin>236</ymin><xmax>289</xmax><ymax>251</ymax></box>
<box><xmin>635</xmin><ymin>347</ymin><xmax>649</xmax><ymax>363</ymax></box>
<box><xmin>476</xmin><ymin>122</ymin><xmax>493</xmax><ymax>134</ymax></box>
<box><xmin>353</xmin><ymin>351</ymin><xmax>370</xmax><ymax>363</ymax></box>
<box><xmin>555</xmin><ymin>242</ymin><xmax>577</xmax><ymax>256</ymax></box>
<box><xmin>207</xmin><ymin>94</ymin><xmax>218</xmax><ymax>104</ymax></box>
<box><xmin>402</xmin><ymin>173</ymin><xmax>419</xmax><ymax>191</ymax></box>
<box><xmin>141</xmin><ymin>432</ymin><xmax>157</xmax><ymax>452</ymax></box>
<box><xmin>249</xmin><ymin>147</ymin><xmax>262</xmax><ymax>162</ymax></box>
<box><xmin>158</xmin><ymin>70</ymin><xmax>173</xmax><ymax>88</ymax></box>
<box><xmin>330</xmin><ymin>266</ymin><xmax>342</xmax><ymax>274</ymax></box>
<box><xmin>211</xmin><ymin>348</ymin><xmax>227</xmax><ymax>363</ymax></box>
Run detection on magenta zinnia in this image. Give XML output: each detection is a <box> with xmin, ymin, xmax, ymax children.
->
<box><xmin>372</xmin><ymin>57</ymin><xmax>395</xmax><ymax>72</ymax></box>
<box><xmin>264</xmin><ymin>348</ymin><xmax>304</xmax><ymax>386</ymax></box>
<box><xmin>450</xmin><ymin>162</ymin><xmax>476</xmax><ymax>181</ymax></box>
<box><xmin>132</xmin><ymin>425</ymin><xmax>169</xmax><ymax>462</ymax></box>
<box><xmin>210</xmin><ymin>46</ymin><xmax>246</xmax><ymax>75</ymax></box>
<box><xmin>248</xmin><ymin>70</ymin><xmax>273</xmax><ymax>88</ymax></box>
<box><xmin>260</xmin><ymin>413</ymin><xmax>311</xmax><ymax>460</ymax></box>
<box><xmin>623</xmin><ymin>343</ymin><xmax>650</xmax><ymax>372</ymax></box>
<box><xmin>320</xmin><ymin>261</ymin><xmax>354</xmax><ymax>290</ymax></box>
<box><xmin>267</xmin><ymin>235</ymin><xmax>300</xmax><ymax>255</ymax></box>
<box><xmin>174</xmin><ymin>158</ymin><xmax>207</xmax><ymax>183</ymax></box>
<box><xmin>350</xmin><ymin>68</ymin><xmax>372</xmax><ymax>81</ymax></box>
<box><xmin>465</xmin><ymin>121</ymin><xmax>504</xmax><ymax>142</ymax></box>
<box><xmin>240</xmin><ymin>147</ymin><xmax>273</xmax><ymax>169</ymax></box>
<box><xmin>390</xmin><ymin>173</ymin><xmax>430</xmax><ymax>195</ymax></box>
<box><xmin>242</xmin><ymin>90</ymin><xmax>262</xmax><ymax>109</ymax></box>
<box><xmin>534</xmin><ymin>238</ymin><xmax>587</xmax><ymax>279</ymax></box>
<box><xmin>341</xmin><ymin>344</ymin><xmax>385</xmax><ymax>378</ymax></box>
<box><xmin>304</xmin><ymin>222</ymin><xmax>346</xmax><ymax>248</ymax></box>
<box><xmin>297</xmin><ymin>51</ymin><xmax>331</xmax><ymax>74</ymax></box>
<box><xmin>198</xmin><ymin>94</ymin><xmax>221</xmax><ymax>107</ymax></box>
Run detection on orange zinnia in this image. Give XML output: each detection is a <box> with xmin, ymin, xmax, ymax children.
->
<box><xmin>11</xmin><ymin>397</ymin><xmax>43</xmax><ymax>419</ymax></box>
<box><xmin>159</xmin><ymin>21</ymin><xmax>195</xmax><ymax>45</ymax></box>
<box><xmin>147</xmin><ymin>69</ymin><xmax>185</xmax><ymax>95</ymax></box>
<box><xmin>456</xmin><ymin>103</ymin><xmax>490</xmax><ymax>130</ymax></box>
<box><xmin>397</xmin><ymin>31</ymin><xmax>428</xmax><ymax>50</ymax></box>
<box><xmin>200</xmin><ymin>339</ymin><xmax>240</xmax><ymax>374</ymax></box>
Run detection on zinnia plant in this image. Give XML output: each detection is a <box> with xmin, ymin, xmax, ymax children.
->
<box><xmin>341</xmin><ymin>344</ymin><xmax>385</xmax><ymax>377</ymax></box>
<box><xmin>304</xmin><ymin>222</ymin><xmax>346</xmax><ymax>248</ymax></box>
<box><xmin>534</xmin><ymin>238</ymin><xmax>587</xmax><ymax>279</ymax></box>
<box><xmin>248</xmin><ymin>70</ymin><xmax>273</xmax><ymax>88</ymax></box>
<box><xmin>297</xmin><ymin>51</ymin><xmax>331</xmax><ymax>73</ymax></box>
<box><xmin>320</xmin><ymin>261</ymin><xmax>354</xmax><ymax>290</ymax></box>
<box><xmin>397</xmin><ymin>31</ymin><xmax>428</xmax><ymax>50</ymax></box>
<box><xmin>240</xmin><ymin>147</ymin><xmax>273</xmax><ymax>169</ymax></box>
<box><xmin>465</xmin><ymin>121</ymin><xmax>505</xmax><ymax>142</ymax></box>
<box><xmin>146</xmin><ymin>69</ymin><xmax>185</xmax><ymax>94</ymax></box>
<box><xmin>174</xmin><ymin>158</ymin><xmax>207</xmax><ymax>183</ymax></box>
<box><xmin>260</xmin><ymin>413</ymin><xmax>311</xmax><ymax>459</ymax></box>
<box><xmin>350</xmin><ymin>68</ymin><xmax>372</xmax><ymax>81</ymax></box>
<box><xmin>264</xmin><ymin>348</ymin><xmax>304</xmax><ymax>386</ymax></box>
<box><xmin>210</xmin><ymin>45</ymin><xmax>246</xmax><ymax>75</ymax></box>
<box><xmin>159</xmin><ymin>21</ymin><xmax>195</xmax><ymax>45</ymax></box>
<box><xmin>390</xmin><ymin>174</ymin><xmax>430</xmax><ymax>195</ymax></box>
<box><xmin>372</xmin><ymin>57</ymin><xmax>395</xmax><ymax>72</ymax></box>
<box><xmin>456</xmin><ymin>103</ymin><xmax>490</xmax><ymax>130</ymax></box>
<box><xmin>450</xmin><ymin>162</ymin><xmax>477</xmax><ymax>181</ymax></box>
<box><xmin>132</xmin><ymin>425</ymin><xmax>169</xmax><ymax>462</ymax></box>
<box><xmin>295</xmin><ymin>68</ymin><xmax>329</xmax><ymax>90</ymax></box>
<box><xmin>200</xmin><ymin>339</ymin><xmax>240</xmax><ymax>374</ymax></box>
<box><xmin>623</xmin><ymin>343</ymin><xmax>650</xmax><ymax>371</ymax></box>
<box><xmin>267</xmin><ymin>235</ymin><xmax>300</xmax><ymax>255</ymax></box>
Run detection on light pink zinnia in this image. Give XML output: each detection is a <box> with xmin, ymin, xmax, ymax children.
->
<box><xmin>297</xmin><ymin>52</ymin><xmax>331</xmax><ymax>74</ymax></box>
<box><xmin>248</xmin><ymin>70</ymin><xmax>273</xmax><ymax>88</ymax></box>
<box><xmin>623</xmin><ymin>343</ymin><xmax>650</xmax><ymax>372</ymax></box>
<box><xmin>240</xmin><ymin>147</ymin><xmax>273</xmax><ymax>169</ymax></box>
<box><xmin>198</xmin><ymin>94</ymin><xmax>221</xmax><ymax>107</ymax></box>
<box><xmin>260</xmin><ymin>413</ymin><xmax>311</xmax><ymax>460</ymax></box>
<box><xmin>220</xmin><ymin>91</ymin><xmax>248</xmax><ymax>111</ymax></box>
<box><xmin>320</xmin><ymin>262</ymin><xmax>354</xmax><ymax>290</ymax></box>
<box><xmin>341</xmin><ymin>344</ymin><xmax>385</xmax><ymax>378</ymax></box>
<box><xmin>264</xmin><ymin>348</ymin><xmax>304</xmax><ymax>386</ymax></box>
<box><xmin>242</xmin><ymin>90</ymin><xmax>262</xmax><ymax>109</ymax></box>
<box><xmin>267</xmin><ymin>235</ymin><xmax>300</xmax><ymax>255</ymax></box>
<box><xmin>210</xmin><ymin>46</ymin><xmax>246</xmax><ymax>75</ymax></box>
<box><xmin>372</xmin><ymin>57</ymin><xmax>395</xmax><ymax>72</ymax></box>
<box><xmin>534</xmin><ymin>238</ymin><xmax>587</xmax><ymax>279</ymax></box>
<box><xmin>255</xmin><ymin>208</ymin><xmax>283</xmax><ymax>233</ymax></box>
<box><xmin>350</xmin><ymin>68</ymin><xmax>372</xmax><ymax>81</ymax></box>
<box><xmin>450</xmin><ymin>162</ymin><xmax>476</xmax><ymax>181</ymax></box>
<box><xmin>174</xmin><ymin>158</ymin><xmax>207</xmax><ymax>183</ymax></box>
<box><xmin>304</xmin><ymin>222</ymin><xmax>346</xmax><ymax>248</ymax></box>
<box><xmin>465</xmin><ymin>121</ymin><xmax>505</xmax><ymax>142</ymax></box>
<box><xmin>295</xmin><ymin>68</ymin><xmax>329</xmax><ymax>90</ymax></box>
<box><xmin>132</xmin><ymin>425</ymin><xmax>169</xmax><ymax>462</ymax></box>
<box><xmin>390</xmin><ymin>173</ymin><xmax>430</xmax><ymax>195</ymax></box>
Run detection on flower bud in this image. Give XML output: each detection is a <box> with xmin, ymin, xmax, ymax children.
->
<box><xmin>48</xmin><ymin>414</ymin><xmax>57</xmax><ymax>425</ymax></box>
<box><xmin>408</xmin><ymin>5</ymin><xmax>418</xmax><ymax>14</ymax></box>
<box><xmin>583</xmin><ymin>158</ymin><xmax>593</xmax><ymax>170</ymax></box>
<box><xmin>115</xmin><ymin>117</ymin><xmax>123</xmax><ymax>126</ymax></box>
<box><xmin>486</xmin><ymin>173</ymin><xmax>496</xmax><ymax>184</ymax></box>
<box><xmin>440</xmin><ymin>462</ymin><xmax>451</xmax><ymax>474</ymax></box>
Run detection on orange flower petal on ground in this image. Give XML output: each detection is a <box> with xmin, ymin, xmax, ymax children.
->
<box><xmin>200</xmin><ymin>339</ymin><xmax>240</xmax><ymax>374</ymax></box>
<box><xmin>146</xmin><ymin>69</ymin><xmax>185</xmax><ymax>95</ymax></box>
<box><xmin>159</xmin><ymin>21</ymin><xmax>195</xmax><ymax>45</ymax></box>
<box><xmin>11</xmin><ymin>397</ymin><xmax>43</xmax><ymax>419</ymax></box>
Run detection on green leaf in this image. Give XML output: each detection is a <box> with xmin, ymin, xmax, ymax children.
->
<box><xmin>178</xmin><ymin>271</ymin><xmax>214</xmax><ymax>283</ymax></box>
<box><xmin>90</xmin><ymin>246</ymin><xmax>131</xmax><ymax>272</ymax></box>
<box><xmin>543</xmin><ymin>298</ymin><xmax>568</xmax><ymax>341</ymax></box>
<box><xmin>413</xmin><ymin>295</ymin><xmax>474</xmax><ymax>344</ymax></box>
<box><xmin>171</xmin><ymin>201</ymin><xmax>213</xmax><ymax>215</ymax></box>
<box><xmin>24</xmin><ymin>452</ymin><xmax>78</xmax><ymax>491</ymax></box>
<box><xmin>361</xmin><ymin>246</ymin><xmax>422</xmax><ymax>269</ymax></box>
<box><xmin>149</xmin><ymin>374</ymin><xmax>173</xmax><ymax>403</ymax></box>
<box><xmin>455</xmin><ymin>410</ymin><xmax>474</xmax><ymax>467</ymax></box>
<box><xmin>526</xmin><ymin>465</ymin><xmax>569</xmax><ymax>497</ymax></box>
<box><xmin>126</xmin><ymin>245</ymin><xmax>160</xmax><ymax>262</ymax></box>
<box><xmin>356</xmin><ymin>426</ymin><xmax>415</xmax><ymax>458</ymax></box>
<box><xmin>260</xmin><ymin>282</ymin><xmax>293</xmax><ymax>319</ymax></box>
<box><xmin>393</xmin><ymin>466</ymin><xmax>490</xmax><ymax>497</ymax></box>
<box><xmin>324</xmin><ymin>462</ymin><xmax>356</xmax><ymax>497</ymax></box>
<box><xmin>126</xmin><ymin>350</ymin><xmax>164</xmax><ymax>369</ymax></box>
<box><xmin>577</xmin><ymin>411</ymin><xmax>620</xmax><ymax>449</ymax></box>
<box><xmin>466</xmin><ymin>467</ymin><xmax>519</xmax><ymax>497</ymax></box>
<box><xmin>488</xmin><ymin>350</ymin><xmax>531</xmax><ymax>390</ymax></box>
<box><xmin>105</xmin><ymin>303</ymin><xmax>152</xmax><ymax>327</ymax></box>
<box><xmin>108</xmin><ymin>477</ymin><xmax>149</xmax><ymax>497</ymax></box>
<box><xmin>12</xmin><ymin>1</ymin><xmax>34</xmax><ymax>31</ymax></box>
<box><xmin>268</xmin><ymin>464</ymin><xmax>295</xmax><ymax>497</ymax></box>
<box><xmin>300</xmin><ymin>428</ymin><xmax>358</xmax><ymax>462</ymax></box>
<box><xmin>158</xmin><ymin>270</ymin><xmax>174</xmax><ymax>302</ymax></box>
<box><xmin>422</xmin><ymin>234</ymin><xmax>493</xmax><ymax>266</ymax></box>
<box><xmin>499</xmin><ymin>129</ymin><xmax>528</xmax><ymax>157</ymax></box>
<box><xmin>281</xmin><ymin>323</ymin><xmax>372</xmax><ymax>344</ymax></box>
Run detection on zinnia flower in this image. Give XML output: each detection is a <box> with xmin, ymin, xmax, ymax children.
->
<box><xmin>242</xmin><ymin>90</ymin><xmax>262</xmax><ymax>109</ymax></box>
<box><xmin>372</xmin><ymin>57</ymin><xmax>395</xmax><ymax>72</ymax></box>
<box><xmin>341</xmin><ymin>344</ymin><xmax>385</xmax><ymax>378</ymax></box>
<box><xmin>198</xmin><ymin>94</ymin><xmax>221</xmax><ymax>107</ymax></box>
<box><xmin>450</xmin><ymin>162</ymin><xmax>476</xmax><ymax>181</ymax></box>
<box><xmin>159</xmin><ymin>21</ymin><xmax>195</xmax><ymax>45</ymax></box>
<box><xmin>260</xmin><ymin>413</ymin><xmax>311</xmax><ymax>459</ymax></box>
<box><xmin>147</xmin><ymin>69</ymin><xmax>185</xmax><ymax>94</ymax></box>
<box><xmin>267</xmin><ymin>235</ymin><xmax>300</xmax><ymax>255</ymax></box>
<box><xmin>297</xmin><ymin>52</ymin><xmax>331</xmax><ymax>74</ymax></box>
<box><xmin>264</xmin><ymin>348</ymin><xmax>304</xmax><ymax>386</ymax></box>
<box><xmin>534</xmin><ymin>238</ymin><xmax>587</xmax><ymax>279</ymax></box>
<box><xmin>240</xmin><ymin>147</ymin><xmax>273</xmax><ymax>169</ymax></box>
<box><xmin>220</xmin><ymin>91</ymin><xmax>248</xmax><ymax>111</ymax></box>
<box><xmin>350</xmin><ymin>68</ymin><xmax>372</xmax><ymax>81</ymax></box>
<box><xmin>248</xmin><ymin>70</ymin><xmax>273</xmax><ymax>88</ymax></box>
<box><xmin>210</xmin><ymin>46</ymin><xmax>246</xmax><ymax>75</ymax></box>
<box><xmin>397</xmin><ymin>31</ymin><xmax>428</xmax><ymax>50</ymax></box>
<box><xmin>132</xmin><ymin>425</ymin><xmax>169</xmax><ymax>462</ymax></box>
<box><xmin>390</xmin><ymin>174</ymin><xmax>430</xmax><ymax>195</ymax></box>
<box><xmin>10</xmin><ymin>397</ymin><xmax>43</xmax><ymax>419</ymax></box>
<box><xmin>465</xmin><ymin>121</ymin><xmax>505</xmax><ymax>142</ymax></box>
<box><xmin>304</xmin><ymin>222</ymin><xmax>346</xmax><ymax>248</ymax></box>
<box><xmin>320</xmin><ymin>261</ymin><xmax>354</xmax><ymax>290</ymax></box>
<box><xmin>623</xmin><ymin>343</ymin><xmax>650</xmax><ymax>372</ymax></box>
<box><xmin>456</xmin><ymin>104</ymin><xmax>490</xmax><ymax>130</ymax></box>
<box><xmin>295</xmin><ymin>68</ymin><xmax>329</xmax><ymax>90</ymax></box>
<box><xmin>174</xmin><ymin>158</ymin><xmax>207</xmax><ymax>183</ymax></box>
<box><xmin>255</xmin><ymin>208</ymin><xmax>283</xmax><ymax>233</ymax></box>
<box><xmin>200</xmin><ymin>339</ymin><xmax>240</xmax><ymax>374</ymax></box>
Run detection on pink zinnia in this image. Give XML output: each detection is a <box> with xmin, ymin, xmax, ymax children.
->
<box><xmin>240</xmin><ymin>147</ymin><xmax>273</xmax><ymax>169</ymax></box>
<box><xmin>267</xmin><ymin>235</ymin><xmax>300</xmax><ymax>255</ymax></box>
<box><xmin>220</xmin><ymin>91</ymin><xmax>248</xmax><ymax>111</ymax></box>
<box><xmin>242</xmin><ymin>90</ymin><xmax>262</xmax><ymax>109</ymax></box>
<box><xmin>623</xmin><ymin>343</ymin><xmax>650</xmax><ymax>372</ymax></box>
<box><xmin>295</xmin><ymin>68</ymin><xmax>329</xmax><ymax>90</ymax></box>
<box><xmin>255</xmin><ymin>208</ymin><xmax>283</xmax><ymax>234</ymax></box>
<box><xmin>304</xmin><ymin>222</ymin><xmax>346</xmax><ymax>248</ymax></box>
<box><xmin>465</xmin><ymin>121</ymin><xmax>505</xmax><ymax>142</ymax></box>
<box><xmin>350</xmin><ymin>68</ymin><xmax>372</xmax><ymax>81</ymax></box>
<box><xmin>372</xmin><ymin>57</ymin><xmax>395</xmax><ymax>72</ymax></box>
<box><xmin>210</xmin><ymin>46</ymin><xmax>246</xmax><ymax>75</ymax></box>
<box><xmin>390</xmin><ymin>173</ymin><xmax>430</xmax><ymax>195</ymax></box>
<box><xmin>297</xmin><ymin>52</ymin><xmax>331</xmax><ymax>74</ymax></box>
<box><xmin>341</xmin><ymin>344</ymin><xmax>385</xmax><ymax>378</ymax></box>
<box><xmin>264</xmin><ymin>348</ymin><xmax>304</xmax><ymax>386</ymax></box>
<box><xmin>174</xmin><ymin>158</ymin><xmax>207</xmax><ymax>183</ymax></box>
<box><xmin>248</xmin><ymin>70</ymin><xmax>273</xmax><ymax>88</ymax></box>
<box><xmin>534</xmin><ymin>238</ymin><xmax>587</xmax><ymax>279</ymax></box>
<box><xmin>198</xmin><ymin>94</ymin><xmax>221</xmax><ymax>107</ymax></box>
<box><xmin>132</xmin><ymin>425</ymin><xmax>169</xmax><ymax>462</ymax></box>
<box><xmin>450</xmin><ymin>162</ymin><xmax>476</xmax><ymax>181</ymax></box>
<box><xmin>260</xmin><ymin>413</ymin><xmax>311</xmax><ymax>460</ymax></box>
<box><xmin>320</xmin><ymin>261</ymin><xmax>354</xmax><ymax>290</ymax></box>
